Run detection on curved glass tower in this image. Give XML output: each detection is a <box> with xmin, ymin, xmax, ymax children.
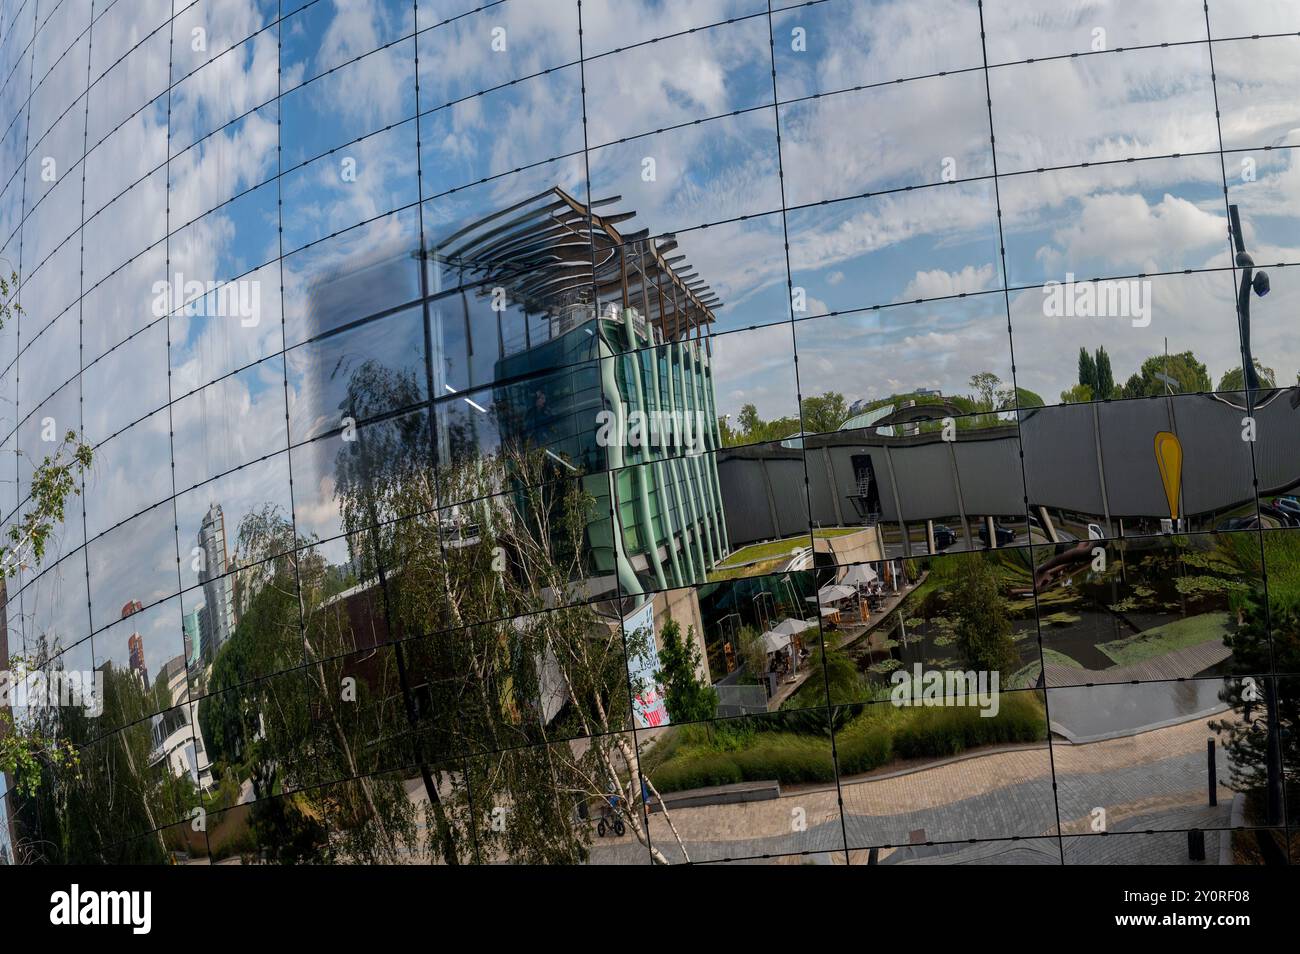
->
<box><xmin>0</xmin><ymin>0</ymin><xmax>1298</xmax><ymax>865</ymax></box>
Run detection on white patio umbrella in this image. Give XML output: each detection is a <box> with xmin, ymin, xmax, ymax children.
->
<box><xmin>761</xmin><ymin>631</ymin><xmax>792</xmax><ymax>654</ymax></box>
<box><xmin>806</xmin><ymin>584</ymin><xmax>856</xmax><ymax>604</ymax></box>
<box><xmin>840</xmin><ymin>564</ymin><xmax>879</xmax><ymax>586</ymax></box>
<box><xmin>766</xmin><ymin>617</ymin><xmax>817</xmax><ymax>637</ymax></box>
<box><xmin>820</xmin><ymin>584</ymin><xmax>858</xmax><ymax>603</ymax></box>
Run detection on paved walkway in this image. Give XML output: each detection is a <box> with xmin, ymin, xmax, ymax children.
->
<box><xmin>835</xmin><ymin>575</ymin><xmax>926</xmax><ymax>653</ymax></box>
<box><xmin>1043</xmin><ymin>640</ymin><xmax>1232</xmax><ymax>686</ymax></box>
<box><xmin>590</xmin><ymin>710</ymin><xmax>1242</xmax><ymax>864</ymax></box>
<box><xmin>766</xmin><ymin>576</ymin><xmax>925</xmax><ymax>710</ymax></box>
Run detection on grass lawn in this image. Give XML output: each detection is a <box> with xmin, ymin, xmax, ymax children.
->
<box><xmin>1097</xmin><ymin>611</ymin><xmax>1231</xmax><ymax>667</ymax></box>
<box><xmin>715</xmin><ymin>528</ymin><xmax>862</xmax><ymax>570</ymax></box>
<box><xmin>708</xmin><ymin>563</ymin><xmax>784</xmax><ymax>582</ymax></box>
<box><xmin>1038</xmin><ymin>611</ymin><xmax>1083</xmax><ymax>627</ymax></box>
<box><xmin>642</xmin><ymin>692</ymin><xmax>1047</xmax><ymax>793</ymax></box>
<box><xmin>714</xmin><ymin>535</ymin><xmax>811</xmax><ymax>569</ymax></box>
<box><xmin>1007</xmin><ymin>648</ymin><xmax>1082</xmax><ymax>689</ymax></box>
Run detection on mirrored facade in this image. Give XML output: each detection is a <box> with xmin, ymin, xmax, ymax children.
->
<box><xmin>0</xmin><ymin>0</ymin><xmax>1297</xmax><ymax>866</ymax></box>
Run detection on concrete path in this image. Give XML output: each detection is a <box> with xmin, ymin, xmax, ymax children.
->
<box><xmin>1043</xmin><ymin>640</ymin><xmax>1232</xmax><ymax>686</ymax></box>
<box><xmin>589</xmin><ymin>710</ymin><xmax>1242</xmax><ymax>865</ymax></box>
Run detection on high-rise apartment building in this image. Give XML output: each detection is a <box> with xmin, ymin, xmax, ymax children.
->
<box><xmin>196</xmin><ymin>503</ymin><xmax>233</xmax><ymax>664</ymax></box>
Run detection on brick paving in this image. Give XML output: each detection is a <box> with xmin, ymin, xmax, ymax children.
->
<box><xmin>589</xmin><ymin>711</ymin><xmax>1245</xmax><ymax>864</ymax></box>
<box><xmin>1043</xmin><ymin>640</ymin><xmax>1233</xmax><ymax>686</ymax></box>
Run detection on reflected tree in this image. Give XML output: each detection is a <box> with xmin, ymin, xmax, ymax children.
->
<box><xmin>197</xmin><ymin>504</ymin><xmax>420</xmax><ymax>864</ymax></box>
<box><xmin>328</xmin><ymin>359</ymin><xmax>692</xmax><ymax>863</ymax></box>
<box><xmin>0</xmin><ymin>276</ymin><xmax>100</xmax><ymax>855</ymax></box>
<box><xmin>1119</xmin><ymin>352</ymin><xmax>1211</xmax><ymax>397</ymax></box>
<box><xmin>1218</xmin><ymin>361</ymin><xmax>1277</xmax><ymax>393</ymax></box>
<box><xmin>1212</xmin><ymin>533</ymin><xmax>1300</xmax><ymax>841</ymax></box>
<box><xmin>12</xmin><ymin>640</ymin><xmax>202</xmax><ymax>863</ymax></box>
<box><xmin>951</xmin><ymin>553</ymin><xmax>1018</xmax><ymax>677</ymax></box>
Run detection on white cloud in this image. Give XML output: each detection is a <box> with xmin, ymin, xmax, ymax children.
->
<box><xmin>1036</xmin><ymin>192</ymin><xmax>1224</xmax><ymax>274</ymax></box>
<box><xmin>903</xmin><ymin>263</ymin><xmax>996</xmax><ymax>300</ymax></box>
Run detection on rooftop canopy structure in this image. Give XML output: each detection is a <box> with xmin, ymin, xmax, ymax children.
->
<box><xmin>424</xmin><ymin>186</ymin><xmax>722</xmax><ymax>346</ymax></box>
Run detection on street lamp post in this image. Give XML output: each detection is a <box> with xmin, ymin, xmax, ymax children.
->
<box><xmin>1229</xmin><ymin>204</ymin><xmax>1270</xmax><ymax>412</ymax></box>
<box><xmin>1229</xmin><ymin>204</ymin><xmax>1284</xmax><ymax>829</ymax></box>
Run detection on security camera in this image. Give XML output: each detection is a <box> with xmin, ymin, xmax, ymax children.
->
<box><xmin>1253</xmin><ymin>270</ymin><xmax>1270</xmax><ymax>297</ymax></box>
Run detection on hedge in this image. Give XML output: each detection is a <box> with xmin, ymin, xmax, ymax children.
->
<box><xmin>648</xmin><ymin>693</ymin><xmax>1047</xmax><ymax>793</ymax></box>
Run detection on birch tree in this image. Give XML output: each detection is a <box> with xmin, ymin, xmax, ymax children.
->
<box><xmin>0</xmin><ymin>273</ymin><xmax>95</xmax><ymax>797</ymax></box>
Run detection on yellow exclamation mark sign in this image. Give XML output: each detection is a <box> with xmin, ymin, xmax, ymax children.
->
<box><xmin>1154</xmin><ymin>431</ymin><xmax>1183</xmax><ymax>521</ymax></box>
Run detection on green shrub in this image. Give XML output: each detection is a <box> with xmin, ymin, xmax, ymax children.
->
<box><xmin>889</xmin><ymin>691</ymin><xmax>1046</xmax><ymax>759</ymax></box>
<box><xmin>649</xmin><ymin>732</ymin><xmax>833</xmax><ymax>791</ymax></box>
<box><xmin>834</xmin><ymin>718</ymin><xmax>894</xmax><ymax>775</ymax></box>
<box><xmin>650</xmin><ymin>751</ymin><xmax>745</xmax><ymax>791</ymax></box>
<box><xmin>647</xmin><ymin>693</ymin><xmax>1047</xmax><ymax>793</ymax></box>
<box><xmin>734</xmin><ymin>736</ymin><xmax>836</xmax><ymax>785</ymax></box>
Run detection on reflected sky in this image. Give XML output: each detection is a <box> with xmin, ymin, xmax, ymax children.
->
<box><xmin>1</xmin><ymin>0</ymin><xmax>1297</xmax><ymax>500</ymax></box>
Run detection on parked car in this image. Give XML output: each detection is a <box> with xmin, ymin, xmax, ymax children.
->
<box><xmin>1216</xmin><ymin>516</ymin><xmax>1260</xmax><ymax>532</ymax></box>
<box><xmin>978</xmin><ymin>524</ymin><xmax>1017</xmax><ymax>547</ymax></box>
<box><xmin>932</xmin><ymin>524</ymin><xmax>957</xmax><ymax>550</ymax></box>
<box><xmin>1259</xmin><ymin>504</ymin><xmax>1298</xmax><ymax>528</ymax></box>
<box><xmin>1273</xmin><ymin>497</ymin><xmax>1300</xmax><ymax>521</ymax></box>
<box><xmin>1026</xmin><ymin>514</ymin><xmax>1058</xmax><ymax>540</ymax></box>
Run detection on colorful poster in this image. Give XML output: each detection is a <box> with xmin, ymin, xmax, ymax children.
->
<box><xmin>624</xmin><ymin>601</ymin><xmax>670</xmax><ymax>729</ymax></box>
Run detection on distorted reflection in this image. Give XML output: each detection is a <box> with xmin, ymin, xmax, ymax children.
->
<box><xmin>1</xmin><ymin>0</ymin><xmax>1296</xmax><ymax>867</ymax></box>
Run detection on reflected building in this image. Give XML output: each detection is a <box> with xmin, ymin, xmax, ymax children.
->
<box><xmin>148</xmin><ymin>654</ymin><xmax>212</xmax><ymax>792</ymax></box>
<box><xmin>123</xmin><ymin>600</ymin><xmax>147</xmax><ymax>686</ymax></box>
<box><xmin>723</xmin><ymin>389</ymin><xmax>1291</xmax><ymax>558</ymax></box>
<box><xmin>126</xmin><ymin>632</ymin><xmax>146</xmax><ymax>686</ymax></box>
<box><xmin>298</xmin><ymin>185</ymin><xmax>733</xmax><ymax>598</ymax></box>
<box><xmin>197</xmin><ymin>503</ymin><xmax>234</xmax><ymax>664</ymax></box>
<box><xmin>428</xmin><ymin>186</ymin><xmax>731</xmax><ymax>596</ymax></box>
<box><xmin>181</xmin><ymin>608</ymin><xmax>202</xmax><ymax>671</ymax></box>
